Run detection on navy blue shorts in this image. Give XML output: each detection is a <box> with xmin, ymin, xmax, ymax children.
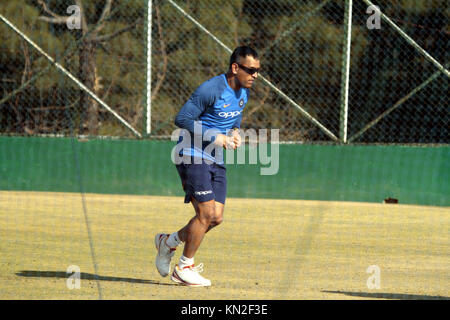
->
<box><xmin>176</xmin><ymin>161</ymin><xmax>227</xmax><ymax>204</ymax></box>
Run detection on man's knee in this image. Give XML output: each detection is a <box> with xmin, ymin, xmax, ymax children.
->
<box><xmin>197</xmin><ymin>200</ymin><xmax>225</xmax><ymax>229</ymax></box>
<box><xmin>211</xmin><ymin>213</ymin><xmax>223</xmax><ymax>227</ymax></box>
<box><xmin>197</xmin><ymin>205</ymin><xmax>216</xmax><ymax>226</ymax></box>
<box><xmin>198</xmin><ymin>209</ymin><xmax>223</xmax><ymax>228</ymax></box>
<box><xmin>212</xmin><ymin>202</ymin><xmax>224</xmax><ymax>227</ymax></box>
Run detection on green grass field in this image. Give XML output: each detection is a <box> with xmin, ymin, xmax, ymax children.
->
<box><xmin>0</xmin><ymin>191</ymin><xmax>448</xmax><ymax>300</ymax></box>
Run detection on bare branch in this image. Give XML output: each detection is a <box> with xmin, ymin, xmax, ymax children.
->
<box><xmin>37</xmin><ymin>0</ymin><xmax>70</xmax><ymax>24</ymax></box>
<box><xmin>37</xmin><ymin>0</ymin><xmax>66</xmax><ymax>19</ymax></box>
<box><xmin>20</xmin><ymin>40</ymin><xmax>32</xmax><ymax>85</ymax></box>
<box><xmin>102</xmin><ymin>59</ymin><xmax>122</xmax><ymax>101</ymax></box>
<box><xmin>97</xmin><ymin>42</ymin><xmax>111</xmax><ymax>54</ymax></box>
<box><xmin>74</xmin><ymin>0</ymin><xmax>89</xmax><ymax>34</ymax></box>
<box><xmin>93</xmin><ymin>0</ymin><xmax>113</xmax><ymax>34</ymax></box>
<box><xmin>99</xmin><ymin>0</ymin><xmax>113</xmax><ymax>23</ymax></box>
<box><xmin>93</xmin><ymin>18</ymin><xmax>142</xmax><ymax>42</ymax></box>
<box><xmin>38</xmin><ymin>16</ymin><xmax>69</xmax><ymax>24</ymax></box>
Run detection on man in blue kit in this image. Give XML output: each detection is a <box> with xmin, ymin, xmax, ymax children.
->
<box><xmin>155</xmin><ymin>46</ymin><xmax>260</xmax><ymax>286</ymax></box>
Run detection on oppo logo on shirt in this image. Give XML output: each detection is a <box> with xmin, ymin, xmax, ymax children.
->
<box><xmin>218</xmin><ymin>111</ymin><xmax>241</xmax><ymax>119</ymax></box>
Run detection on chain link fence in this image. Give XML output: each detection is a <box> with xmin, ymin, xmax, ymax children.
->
<box><xmin>348</xmin><ymin>0</ymin><xmax>449</xmax><ymax>144</ymax></box>
<box><xmin>1</xmin><ymin>0</ymin><xmax>448</xmax><ymax>143</ymax></box>
<box><xmin>1</xmin><ymin>0</ymin><xmax>146</xmax><ymax>138</ymax></box>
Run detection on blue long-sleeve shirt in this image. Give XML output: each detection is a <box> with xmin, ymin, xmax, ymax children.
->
<box><xmin>174</xmin><ymin>74</ymin><xmax>249</xmax><ymax>163</ymax></box>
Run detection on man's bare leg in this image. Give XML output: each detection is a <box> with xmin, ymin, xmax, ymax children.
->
<box><xmin>177</xmin><ymin>198</ymin><xmax>224</xmax><ymax>258</ymax></box>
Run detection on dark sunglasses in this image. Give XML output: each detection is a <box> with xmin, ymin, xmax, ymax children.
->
<box><xmin>237</xmin><ymin>63</ymin><xmax>260</xmax><ymax>75</ymax></box>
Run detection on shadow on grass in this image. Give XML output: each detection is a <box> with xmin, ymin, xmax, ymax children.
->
<box><xmin>322</xmin><ymin>290</ymin><xmax>449</xmax><ymax>300</ymax></box>
<box><xmin>16</xmin><ymin>270</ymin><xmax>179</xmax><ymax>286</ymax></box>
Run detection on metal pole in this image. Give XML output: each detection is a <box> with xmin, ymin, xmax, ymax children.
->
<box><xmin>146</xmin><ymin>0</ymin><xmax>152</xmax><ymax>136</ymax></box>
<box><xmin>339</xmin><ymin>0</ymin><xmax>353</xmax><ymax>143</ymax></box>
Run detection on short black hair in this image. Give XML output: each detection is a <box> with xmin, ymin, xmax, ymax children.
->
<box><xmin>229</xmin><ymin>46</ymin><xmax>259</xmax><ymax>69</ymax></box>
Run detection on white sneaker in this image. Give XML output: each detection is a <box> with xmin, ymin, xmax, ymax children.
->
<box><xmin>171</xmin><ymin>263</ymin><xmax>211</xmax><ymax>287</ymax></box>
<box><xmin>155</xmin><ymin>233</ymin><xmax>176</xmax><ymax>277</ymax></box>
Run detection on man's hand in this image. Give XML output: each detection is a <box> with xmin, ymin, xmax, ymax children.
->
<box><xmin>231</xmin><ymin>128</ymin><xmax>242</xmax><ymax>148</ymax></box>
<box><xmin>214</xmin><ymin>133</ymin><xmax>237</xmax><ymax>150</ymax></box>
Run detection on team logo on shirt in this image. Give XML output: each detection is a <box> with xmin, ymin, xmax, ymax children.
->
<box><xmin>239</xmin><ymin>98</ymin><xmax>245</xmax><ymax>108</ymax></box>
<box><xmin>218</xmin><ymin>111</ymin><xmax>241</xmax><ymax>118</ymax></box>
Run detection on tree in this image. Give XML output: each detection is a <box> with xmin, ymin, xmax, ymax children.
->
<box><xmin>36</xmin><ymin>0</ymin><xmax>141</xmax><ymax>135</ymax></box>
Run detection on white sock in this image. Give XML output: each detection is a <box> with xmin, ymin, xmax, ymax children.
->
<box><xmin>166</xmin><ymin>232</ymin><xmax>181</xmax><ymax>248</ymax></box>
<box><xmin>179</xmin><ymin>255</ymin><xmax>194</xmax><ymax>269</ymax></box>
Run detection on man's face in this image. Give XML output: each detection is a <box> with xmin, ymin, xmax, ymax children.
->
<box><xmin>234</xmin><ymin>55</ymin><xmax>260</xmax><ymax>89</ymax></box>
